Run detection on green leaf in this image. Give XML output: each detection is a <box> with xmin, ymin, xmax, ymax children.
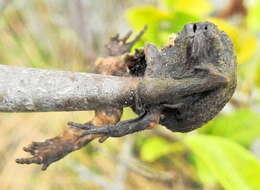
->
<box><xmin>169</xmin><ymin>11</ymin><xmax>200</xmax><ymax>33</ymax></box>
<box><xmin>199</xmin><ymin>109</ymin><xmax>260</xmax><ymax>147</ymax></box>
<box><xmin>185</xmin><ymin>135</ymin><xmax>260</xmax><ymax>190</ymax></box>
<box><xmin>162</xmin><ymin>0</ymin><xmax>213</xmax><ymax>16</ymax></box>
<box><xmin>126</xmin><ymin>5</ymin><xmax>171</xmax><ymax>45</ymax></box>
<box><xmin>126</xmin><ymin>5</ymin><xmax>170</xmax><ymax>30</ymax></box>
<box><xmin>140</xmin><ymin>137</ymin><xmax>172</xmax><ymax>162</ymax></box>
<box><xmin>247</xmin><ymin>1</ymin><xmax>260</xmax><ymax>32</ymax></box>
<box><xmin>192</xmin><ymin>154</ymin><xmax>218</xmax><ymax>186</ymax></box>
<box><xmin>126</xmin><ymin>6</ymin><xmax>199</xmax><ymax>46</ymax></box>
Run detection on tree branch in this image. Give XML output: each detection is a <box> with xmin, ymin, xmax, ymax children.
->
<box><xmin>0</xmin><ymin>64</ymin><xmax>139</xmax><ymax>112</ymax></box>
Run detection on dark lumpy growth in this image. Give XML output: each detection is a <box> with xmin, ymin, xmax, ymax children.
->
<box><xmin>126</xmin><ymin>49</ymin><xmax>146</xmax><ymax>77</ymax></box>
<box><xmin>160</xmin><ymin>22</ymin><xmax>236</xmax><ymax>132</ymax></box>
<box><xmin>142</xmin><ymin>22</ymin><xmax>236</xmax><ymax>132</ymax></box>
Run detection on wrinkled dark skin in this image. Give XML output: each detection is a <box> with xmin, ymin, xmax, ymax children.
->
<box><xmin>144</xmin><ymin>22</ymin><xmax>237</xmax><ymax>132</ymax></box>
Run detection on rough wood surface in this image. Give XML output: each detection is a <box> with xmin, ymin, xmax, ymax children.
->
<box><xmin>0</xmin><ymin>64</ymin><xmax>139</xmax><ymax>112</ymax></box>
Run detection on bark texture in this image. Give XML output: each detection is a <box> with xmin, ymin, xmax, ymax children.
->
<box><xmin>0</xmin><ymin>64</ymin><xmax>139</xmax><ymax>112</ymax></box>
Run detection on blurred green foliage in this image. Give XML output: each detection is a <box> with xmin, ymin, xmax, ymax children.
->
<box><xmin>200</xmin><ymin>109</ymin><xmax>260</xmax><ymax>147</ymax></box>
<box><xmin>0</xmin><ymin>0</ymin><xmax>260</xmax><ymax>190</ymax></box>
<box><xmin>186</xmin><ymin>135</ymin><xmax>260</xmax><ymax>190</ymax></box>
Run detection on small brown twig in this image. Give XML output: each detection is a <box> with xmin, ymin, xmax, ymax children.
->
<box><xmin>218</xmin><ymin>0</ymin><xmax>247</xmax><ymax>19</ymax></box>
<box><xmin>105</xmin><ymin>25</ymin><xmax>147</xmax><ymax>56</ymax></box>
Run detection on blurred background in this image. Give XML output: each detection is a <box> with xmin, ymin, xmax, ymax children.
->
<box><xmin>0</xmin><ymin>0</ymin><xmax>260</xmax><ymax>189</ymax></box>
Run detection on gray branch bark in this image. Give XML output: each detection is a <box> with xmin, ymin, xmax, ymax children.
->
<box><xmin>0</xmin><ymin>64</ymin><xmax>139</xmax><ymax>112</ymax></box>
